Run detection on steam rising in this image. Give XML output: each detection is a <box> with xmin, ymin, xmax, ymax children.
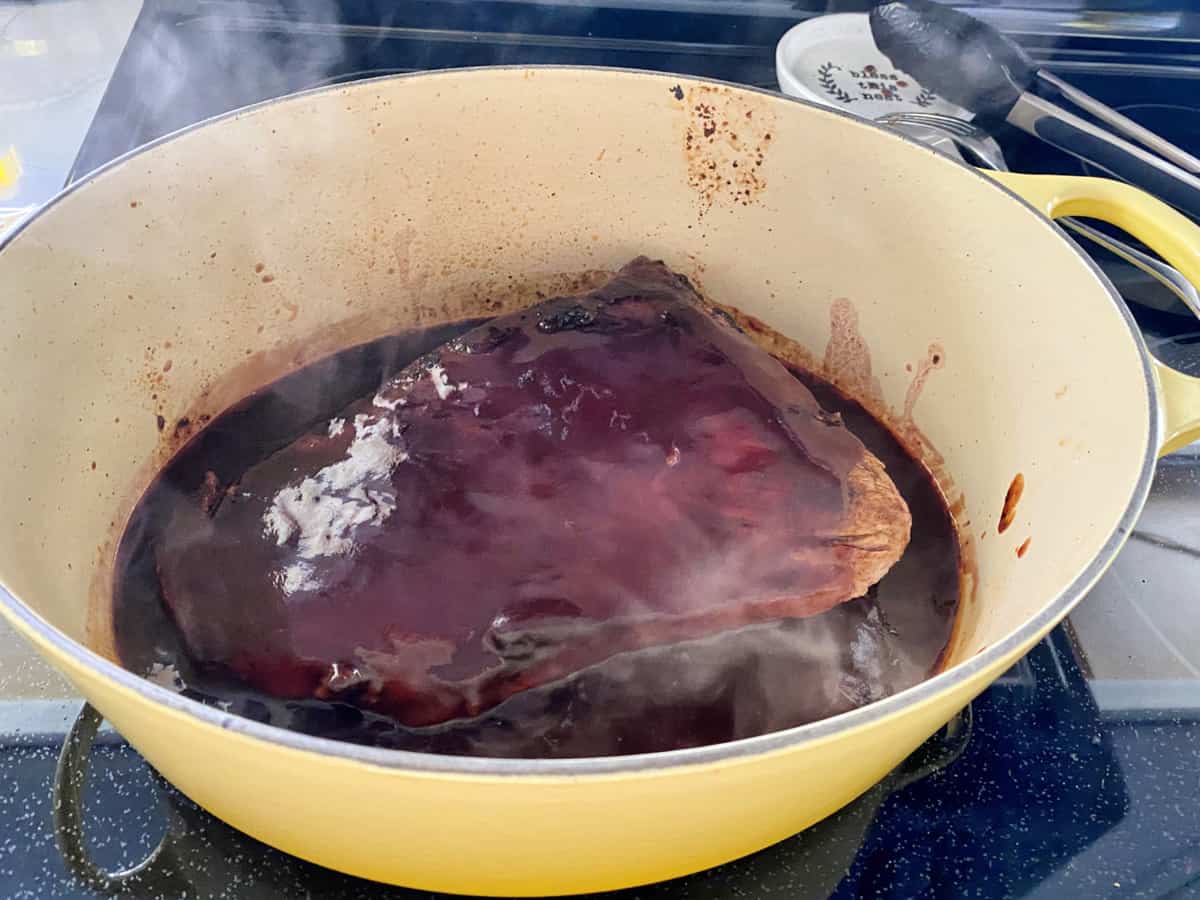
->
<box><xmin>115</xmin><ymin>1</ymin><xmax>349</xmax><ymax>145</ymax></box>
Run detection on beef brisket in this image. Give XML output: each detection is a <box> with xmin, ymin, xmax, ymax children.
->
<box><xmin>155</xmin><ymin>258</ymin><xmax>912</xmax><ymax>727</ymax></box>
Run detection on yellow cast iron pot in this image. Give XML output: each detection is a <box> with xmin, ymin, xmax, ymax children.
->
<box><xmin>0</xmin><ymin>68</ymin><xmax>1198</xmax><ymax>895</ymax></box>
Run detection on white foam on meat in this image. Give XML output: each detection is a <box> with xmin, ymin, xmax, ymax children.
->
<box><xmin>263</xmin><ymin>413</ymin><xmax>407</xmax><ymax>595</ymax></box>
<box><xmin>428</xmin><ymin>362</ymin><xmax>468</xmax><ymax>400</ymax></box>
<box><xmin>279</xmin><ymin>559</ymin><xmax>322</xmax><ymax>595</ymax></box>
<box><xmin>372</xmin><ymin>391</ymin><xmax>406</xmax><ymax>411</ymax></box>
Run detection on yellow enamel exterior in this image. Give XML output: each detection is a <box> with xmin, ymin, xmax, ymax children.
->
<box><xmin>0</xmin><ymin>69</ymin><xmax>1197</xmax><ymax>895</ymax></box>
<box><xmin>1154</xmin><ymin>361</ymin><xmax>1200</xmax><ymax>456</ymax></box>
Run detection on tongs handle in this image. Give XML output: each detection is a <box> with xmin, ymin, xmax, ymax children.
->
<box><xmin>869</xmin><ymin>0</ymin><xmax>1200</xmax><ymax>220</ymax></box>
<box><xmin>1035</xmin><ymin>71</ymin><xmax>1200</xmax><ymax>176</ymax></box>
<box><xmin>1006</xmin><ymin>92</ymin><xmax>1200</xmax><ymax>224</ymax></box>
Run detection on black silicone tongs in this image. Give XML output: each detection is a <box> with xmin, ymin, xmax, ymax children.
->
<box><xmin>869</xmin><ymin>0</ymin><xmax>1200</xmax><ymax>222</ymax></box>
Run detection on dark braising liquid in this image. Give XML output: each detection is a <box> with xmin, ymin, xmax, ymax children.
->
<box><xmin>113</xmin><ymin>320</ymin><xmax>960</xmax><ymax>759</ymax></box>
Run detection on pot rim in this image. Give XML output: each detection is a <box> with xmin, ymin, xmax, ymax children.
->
<box><xmin>0</xmin><ymin>65</ymin><xmax>1158</xmax><ymax>777</ymax></box>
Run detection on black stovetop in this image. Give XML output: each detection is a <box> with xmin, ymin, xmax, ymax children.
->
<box><xmin>4</xmin><ymin>1</ymin><xmax>1199</xmax><ymax>898</ymax></box>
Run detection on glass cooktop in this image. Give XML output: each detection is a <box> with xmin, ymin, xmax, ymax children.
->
<box><xmin>2</xmin><ymin>1</ymin><xmax>1198</xmax><ymax>897</ymax></box>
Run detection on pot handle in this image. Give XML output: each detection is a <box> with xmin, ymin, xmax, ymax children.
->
<box><xmin>890</xmin><ymin>704</ymin><xmax>973</xmax><ymax>792</ymax></box>
<box><xmin>987</xmin><ymin>171</ymin><xmax>1200</xmax><ymax>456</ymax></box>
<box><xmin>1153</xmin><ymin>362</ymin><xmax>1200</xmax><ymax>456</ymax></box>
<box><xmin>53</xmin><ymin>702</ymin><xmax>186</xmax><ymax>895</ymax></box>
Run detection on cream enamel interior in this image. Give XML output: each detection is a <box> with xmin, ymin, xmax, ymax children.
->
<box><xmin>0</xmin><ymin>69</ymin><xmax>1156</xmax><ymax>894</ymax></box>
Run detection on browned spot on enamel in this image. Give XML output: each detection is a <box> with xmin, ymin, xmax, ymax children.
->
<box><xmin>162</xmin><ymin>360</ymin><xmax>172</xmax><ymax>373</ymax></box>
<box><xmin>999</xmin><ymin>473</ymin><xmax>1025</xmax><ymax>534</ymax></box>
<box><xmin>261</xmin><ymin>274</ymin><xmax>275</xmax><ymax>284</ymax></box>
<box><xmin>823</xmin><ymin>298</ymin><xmax>882</xmax><ymax>407</ymax></box>
<box><xmin>683</xmin><ymin>84</ymin><xmax>774</xmax><ymax>215</ymax></box>
<box><xmin>1017</xmin><ymin>537</ymin><xmax>1031</xmax><ymax>558</ymax></box>
<box><xmin>902</xmin><ymin>344</ymin><xmax>945</xmax><ymax>421</ymax></box>
<box><xmin>254</xmin><ymin>262</ymin><xmax>265</xmax><ymax>274</ymax></box>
